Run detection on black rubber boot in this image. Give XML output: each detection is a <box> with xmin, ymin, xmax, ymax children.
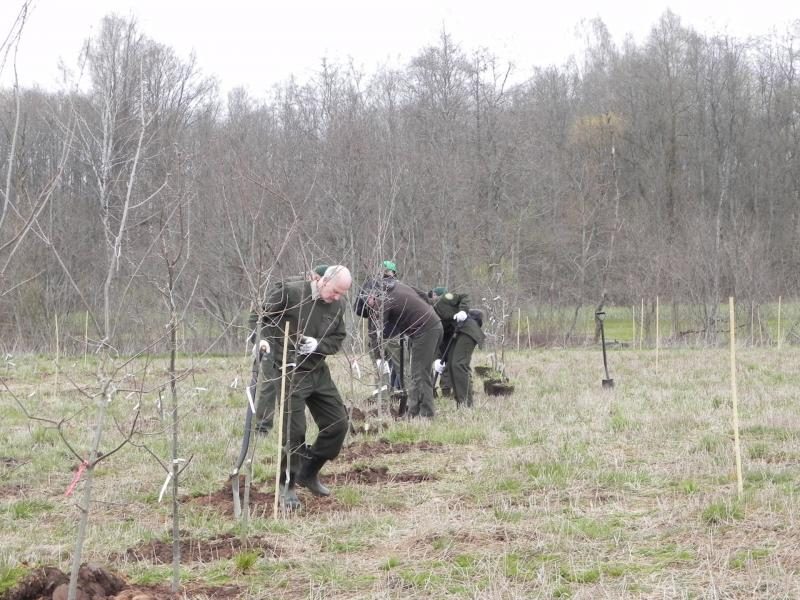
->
<box><xmin>296</xmin><ymin>456</ymin><xmax>330</xmax><ymax>497</ymax></box>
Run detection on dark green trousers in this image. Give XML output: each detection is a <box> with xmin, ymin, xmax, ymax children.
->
<box><xmin>277</xmin><ymin>362</ymin><xmax>349</xmax><ymax>474</ymax></box>
<box><xmin>408</xmin><ymin>322</ymin><xmax>443</xmax><ymax>418</ymax></box>
<box><xmin>446</xmin><ymin>333</ymin><xmax>478</xmax><ymax>406</ymax></box>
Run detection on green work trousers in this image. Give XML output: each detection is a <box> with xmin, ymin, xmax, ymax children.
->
<box><xmin>407</xmin><ymin>322</ymin><xmax>443</xmax><ymax>418</ymax></box>
<box><xmin>276</xmin><ymin>362</ymin><xmax>349</xmax><ymax>474</ymax></box>
<box><xmin>446</xmin><ymin>333</ymin><xmax>478</xmax><ymax>407</ymax></box>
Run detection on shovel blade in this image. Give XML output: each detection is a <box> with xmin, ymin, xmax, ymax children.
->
<box><xmin>602</xmin><ymin>378</ymin><xmax>615</xmax><ymax>389</ymax></box>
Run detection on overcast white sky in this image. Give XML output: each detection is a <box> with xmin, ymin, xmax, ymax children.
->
<box><xmin>1</xmin><ymin>0</ymin><xmax>798</xmax><ymax>97</ymax></box>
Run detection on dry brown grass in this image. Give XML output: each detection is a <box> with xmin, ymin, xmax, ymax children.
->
<box><xmin>2</xmin><ymin>346</ymin><xmax>800</xmax><ymax>598</ymax></box>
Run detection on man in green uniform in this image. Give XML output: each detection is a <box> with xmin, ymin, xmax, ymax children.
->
<box><xmin>434</xmin><ymin>306</ymin><xmax>485</xmax><ymax>407</ymax></box>
<box><xmin>249</xmin><ymin>265</ymin><xmax>329</xmax><ymax>434</ymax></box>
<box><xmin>367</xmin><ymin>260</ymin><xmax>404</xmax><ymax>391</ymax></box>
<box><xmin>355</xmin><ymin>277</ymin><xmax>442</xmax><ymax>418</ymax></box>
<box><xmin>429</xmin><ymin>287</ymin><xmax>470</xmax><ymax>396</ymax></box>
<box><xmin>251</xmin><ymin>265</ymin><xmax>352</xmax><ymax>509</ymax></box>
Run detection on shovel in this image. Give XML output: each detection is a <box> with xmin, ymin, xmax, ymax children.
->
<box><xmin>596</xmin><ymin>311</ymin><xmax>615</xmax><ymax>389</ymax></box>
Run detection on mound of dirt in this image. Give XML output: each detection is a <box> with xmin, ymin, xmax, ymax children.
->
<box><xmin>183</xmin><ymin>482</ymin><xmax>343</xmax><ymax>516</ymax></box>
<box><xmin>0</xmin><ymin>563</ymin><xmax>240</xmax><ymax>600</ymax></box>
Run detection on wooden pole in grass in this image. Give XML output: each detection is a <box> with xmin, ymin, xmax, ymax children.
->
<box><xmin>273</xmin><ymin>322</ymin><xmax>291</xmax><ymax>519</ymax></box>
<box><xmin>84</xmin><ymin>311</ymin><xmax>89</xmax><ymax>368</ymax></box>
<box><xmin>516</xmin><ymin>308</ymin><xmax>521</xmax><ymax>351</ymax></box>
<box><xmin>729</xmin><ymin>297</ymin><xmax>744</xmax><ymax>498</ymax></box>
<box><xmin>54</xmin><ymin>312</ymin><xmax>60</xmax><ymax>395</ymax></box>
<box><xmin>777</xmin><ymin>295</ymin><xmax>782</xmax><ymax>349</ymax></box>
<box><xmin>655</xmin><ymin>296</ymin><xmax>660</xmax><ymax>372</ymax></box>
<box><xmin>631</xmin><ymin>305</ymin><xmax>636</xmax><ymax>349</ymax></box>
<box><xmin>526</xmin><ymin>316</ymin><xmax>531</xmax><ymax>349</ymax></box>
<box><xmin>639</xmin><ymin>298</ymin><xmax>644</xmax><ymax>350</ymax></box>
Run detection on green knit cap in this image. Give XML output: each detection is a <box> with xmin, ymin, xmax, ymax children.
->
<box><xmin>382</xmin><ymin>260</ymin><xmax>397</xmax><ymax>273</ymax></box>
<box><xmin>313</xmin><ymin>265</ymin><xmax>329</xmax><ymax>277</ymax></box>
<box><xmin>432</xmin><ymin>286</ymin><xmax>447</xmax><ymax>296</ymax></box>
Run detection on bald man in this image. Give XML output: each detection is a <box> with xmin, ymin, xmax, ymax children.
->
<box><xmin>254</xmin><ymin>265</ymin><xmax>353</xmax><ymax>509</ymax></box>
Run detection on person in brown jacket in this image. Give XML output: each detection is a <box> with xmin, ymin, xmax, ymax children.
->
<box><xmin>355</xmin><ymin>277</ymin><xmax>443</xmax><ymax>417</ymax></box>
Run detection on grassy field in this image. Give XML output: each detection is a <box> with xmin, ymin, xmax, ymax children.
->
<box><xmin>2</xmin><ymin>345</ymin><xmax>800</xmax><ymax>599</ymax></box>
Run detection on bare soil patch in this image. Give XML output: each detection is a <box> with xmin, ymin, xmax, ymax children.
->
<box><xmin>0</xmin><ymin>483</ymin><xmax>26</xmax><ymax>499</ymax></box>
<box><xmin>0</xmin><ymin>564</ymin><xmax>241</xmax><ymax>600</ymax></box>
<box><xmin>109</xmin><ymin>533</ymin><xmax>280</xmax><ymax>564</ymax></box>
<box><xmin>184</xmin><ymin>464</ymin><xmax>436</xmax><ymax>517</ymax></box>
<box><xmin>338</xmin><ymin>439</ymin><xmax>443</xmax><ymax>461</ymax></box>
<box><xmin>331</xmin><ymin>465</ymin><xmax>437</xmax><ymax>485</ymax></box>
<box><xmin>184</xmin><ymin>482</ymin><xmax>345</xmax><ymax>516</ymax></box>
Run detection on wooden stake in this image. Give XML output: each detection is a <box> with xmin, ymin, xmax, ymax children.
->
<box><xmin>273</xmin><ymin>322</ymin><xmax>291</xmax><ymax>519</ymax></box>
<box><xmin>655</xmin><ymin>296</ymin><xmax>660</xmax><ymax>372</ymax></box>
<box><xmin>54</xmin><ymin>312</ymin><xmax>60</xmax><ymax>395</ymax></box>
<box><xmin>84</xmin><ymin>311</ymin><xmax>89</xmax><ymax>369</ymax></box>
<box><xmin>639</xmin><ymin>297</ymin><xmax>645</xmax><ymax>350</ymax></box>
<box><xmin>729</xmin><ymin>298</ymin><xmax>743</xmax><ymax>498</ymax></box>
<box><xmin>526</xmin><ymin>316</ymin><xmax>531</xmax><ymax>349</ymax></box>
<box><xmin>631</xmin><ymin>305</ymin><xmax>636</xmax><ymax>348</ymax></box>
<box><xmin>516</xmin><ymin>308</ymin><xmax>521</xmax><ymax>351</ymax></box>
<box><xmin>777</xmin><ymin>295</ymin><xmax>782</xmax><ymax>349</ymax></box>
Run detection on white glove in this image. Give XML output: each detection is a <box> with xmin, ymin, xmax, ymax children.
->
<box><xmin>454</xmin><ymin>310</ymin><xmax>468</xmax><ymax>323</ymax></box>
<box><xmin>298</xmin><ymin>336</ymin><xmax>318</xmax><ymax>354</ymax></box>
<box><xmin>433</xmin><ymin>359</ymin><xmax>445</xmax><ymax>374</ymax></box>
<box><xmin>252</xmin><ymin>339</ymin><xmax>270</xmax><ymax>359</ymax></box>
<box><xmin>376</xmin><ymin>359</ymin><xmax>391</xmax><ymax>375</ymax></box>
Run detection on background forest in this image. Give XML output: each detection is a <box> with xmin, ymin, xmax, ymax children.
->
<box><xmin>2</xmin><ymin>10</ymin><xmax>800</xmax><ymax>354</ymax></box>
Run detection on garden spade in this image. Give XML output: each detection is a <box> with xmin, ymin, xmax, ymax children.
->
<box><xmin>231</xmin><ymin>347</ymin><xmax>264</xmax><ymax>519</ymax></box>
<box><xmin>596</xmin><ymin>310</ymin><xmax>615</xmax><ymax>388</ymax></box>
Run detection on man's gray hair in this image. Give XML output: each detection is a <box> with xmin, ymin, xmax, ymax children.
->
<box><xmin>322</xmin><ymin>265</ymin><xmax>351</xmax><ymax>283</ymax></box>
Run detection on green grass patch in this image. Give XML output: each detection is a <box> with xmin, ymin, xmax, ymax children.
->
<box><xmin>596</xmin><ymin>469</ymin><xmax>651</xmax><ymax>490</ymax></box>
<box><xmin>523</xmin><ymin>461</ymin><xmax>575</xmax><ymax>487</ymax></box>
<box><xmin>233</xmin><ymin>550</ymin><xmax>260</xmax><ymax>573</ymax></box>
<box><xmin>381</xmin><ymin>557</ymin><xmax>401</xmax><ymax>571</ymax></box>
<box><xmin>493</xmin><ymin>507</ymin><xmax>524</xmax><ymax>523</ymax></box>
<box><xmin>7</xmin><ymin>499</ymin><xmax>53</xmax><ymax>519</ymax></box>
<box><xmin>559</xmin><ymin>565</ymin><xmax>600</xmax><ymax>584</ymax></box>
<box><xmin>729</xmin><ymin>548</ymin><xmax>771</xmax><ymax>569</ymax></box>
<box><xmin>381</xmin><ymin>426</ymin><xmax>422</xmax><ymax>444</ymax></box>
<box><xmin>747</xmin><ymin>442</ymin><xmax>769</xmax><ymax>460</ymax></box>
<box><xmin>0</xmin><ymin>564</ymin><xmax>26</xmax><ymax>594</ymax></box>
<box><xmin>425</xmin><ymin>425</ymin><xmax>486</xmax><ymax>445</ymax></box>
<box><xmin>563</xmin><ymin>515</ymin><xmax>623</xmax><ymax>540</ymax></box>
<box><xmin>671</xmin><ymin>479</ymin><xmax>700</xmax><ymax>494</ymax></box>
<box><xmin>636</xmin><ymin>544</ymin><xmax>695</xmax><ymax>565</ymax></box>
<box><xmin>744</xmin><ymin>468</ymin><xmax>794</xmax><ymax>486</ymax></box>
<box><xmin>701</xmin><ymin>499</ymin><xmax>744</xmax><ymax>525</ymax></box>
<box><xmin>335</xmin><ymin>486</ymin><xmax>362</xmax><ymax>507</ymax></box>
